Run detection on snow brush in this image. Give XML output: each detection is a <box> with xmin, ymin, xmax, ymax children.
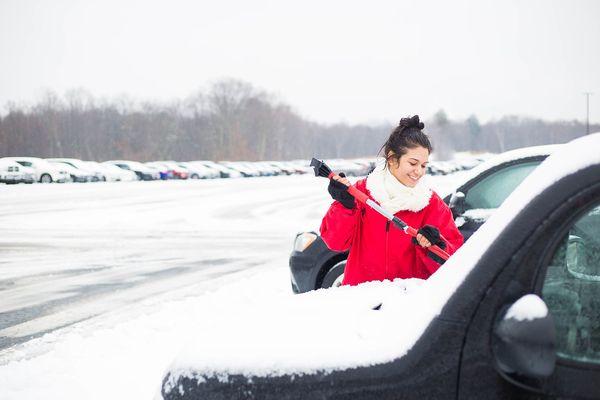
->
<box><xmin>310</xmin><ymin>158</ymin><xmax>450</xmax><ymax>262</ymax></box>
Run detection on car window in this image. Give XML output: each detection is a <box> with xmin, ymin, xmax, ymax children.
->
<box><xmin>17</xmin><ymin>161</ymin><xmax>33</xmax><ymax>167</ymax></box>
<box><xmin>542</xmin><ymin>202</ymin><xmax>600</xmax><ymax>364</ymax></box>
<box><xmin>464</xmin><ymin>161</ymin><xmax>540</xmax><ymax>209</ymax></box>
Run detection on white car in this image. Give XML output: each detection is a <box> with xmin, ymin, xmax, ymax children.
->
<box><xmin>85</xmin><ymin>161</ymin><xmax>136</xmax><ymax>182</ymax></box>
<box><xmin>221</xmin><ymin>161</ymin><xmax>259</xmax><ymax>177</ymax></box>
<box><xmin>1</xmin><ymin>156</ymin><xmax>69</xmax><ymax>183</ymax></box>
<box><xmin>46</xmin><ymin>158</ymin><xmax>98</xmax><ymax>182</ymax></box>
<box><xmin>104</xmin><ymin>160</ymin><xmax>160</xmax><ymax>180</ymax></box>
<box><xmin>179</xmin><ymin>162</ymin><xmax>220</xmax><ymax>179</ymax></box>
<box><xmin>0</xmin><ymin>159</ymin><xmax>23</xmax><ymax>184</ymax></box>
<box><xmin>191</xmin><ymin>161</ymin><xmax>242</xmax><ymax>178</ymax></box>
<box><xmin>46</xmin><ymin>160</ymin><xmax>91</xmax><ymax>182</ymax></box>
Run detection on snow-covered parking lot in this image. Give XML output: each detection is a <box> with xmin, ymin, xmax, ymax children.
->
<box><xmin>3</xmin><ymin>134</ymin><xmax>600</xmax><ymax>400</ymax></box>
<box><xmin>0</xmin><ymin>172</ymin><xmax>462</xmax><ymax>399</ymax></box>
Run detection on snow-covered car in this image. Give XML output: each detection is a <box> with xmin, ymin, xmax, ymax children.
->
<box><xmin>178</xmin><ymin>162</ymin><xmax>220</xmax><ymax>179</ymax></box>
<box><xmin>161</xmin><ymin>132</ymin><xmax>600</xmax><ymax>399</ymax></box>
<box><xmin>267</xmin><ymin>161</ymin><xmax>297</xmax><ymax>175</ymax></box>
<box><xmin>154</xmin><ymin>161</ymin><xmax>189</xmax><ymax>179</ymax></box>
<box><xmin>46</xmin><ymin>158</ymin><xmax>98</xmax><ymax>182</ymax></box>
<box><xmin>16</xmin><ymin>164</ymin><xmax>36</xmax><ymax>183</ymax></box>
<box><xmin>220</xmin><ymin>161</ymin><xmax>259</xmax><ymax>177</ymax></box>
<box><xmin>193</xmin><ymin>160</ymin><xmax>242</xmax><ymax>178</ymax></box>
<box><xmin>289</xmin><ymin>144</ymin><xmax>560</xmax><ymax>293</ymax></box>
<box><xmin>46</xmin><ymin>160</ymin><xmax>92</xmax><ymax>182</ymax></box>
<box><xmin>85</xmin><ymin>161</ymin><xmax>137</xmax><ymax>182</ymax></box>
<box><xmin>1</xmin><ymin>156</ymin><xmax>69</xmax><ymax>183</ymax></box>
<box><xmin>252</xmin><ymin>161</ymin><xmax>281</xmax><ymax>176</ymax></box>
<box><xmin>288</xmin><ymin>159</ymin><xmax>313</xmax><ymax>175</ymax></box>
<box><xmin>145</xmin><ymin>162</ymin><xmax>172</xmax><ymax>180</ymax></box>
<box><xmin>104</xmin><ymin>160</ymin><xmax>159</xmax><ymax>181</ymax></box>
<box><xmin>240</xmin><ymin>162</ymin><xmax>267</xmax><ymax>176</ymax></box>
<box><xmin>0</xmin><ymin>159</ymin><xmax>23</xmax><ymax>184</ymax></box>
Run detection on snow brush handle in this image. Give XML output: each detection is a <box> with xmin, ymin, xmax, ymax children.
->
<box><xmin>328</xmin><ymin>171</ymin><xmax>450</xmax><ymax>261</ymax></box>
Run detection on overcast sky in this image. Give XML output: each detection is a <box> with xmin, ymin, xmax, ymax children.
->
<box><xmin>1</xmin><ymin>0</ymin><xmax>599</xmax><ymax>125</ymax></box>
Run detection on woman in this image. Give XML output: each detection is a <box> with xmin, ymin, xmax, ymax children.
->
<box><xmin>320</xmin><ymin>115</ymin><xmax>463</xmax><ymax>286</ymax></box>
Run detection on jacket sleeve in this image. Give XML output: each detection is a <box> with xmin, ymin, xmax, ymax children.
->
<box><xmin>415</xmin><ymin>194</ymin><xmax>464</xmax><ymax>276</ymax></box>
<box><xmin>319</xmin><ymin>200</ymin><xmax>361</xmax><ymax>252</ymax></box>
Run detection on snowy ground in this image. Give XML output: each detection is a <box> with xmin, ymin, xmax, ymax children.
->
<box><xmin>0</xmin><ymin>172</ymin><xmax>463</xmax><ymax>400</ymax></box>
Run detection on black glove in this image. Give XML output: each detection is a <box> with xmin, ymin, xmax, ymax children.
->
<box><xmin>327</xmin><ymin>172</ymin><xmax>355</xmax><ymax>209</ymax></box>
<box><xmin>412</xmin><ymin>225</ymin><xmax>447</xmax><ymax>264</ymax></box>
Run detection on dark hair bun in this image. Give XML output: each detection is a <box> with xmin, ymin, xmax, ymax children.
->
<box><xmin>399</xmin><ymin>115</ymin><xmax>425</xmax><ymax>131</ymax></box>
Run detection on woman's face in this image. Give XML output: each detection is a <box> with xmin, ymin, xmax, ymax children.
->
<box><xmin>387</xmin><ymin>146</ymin><xmax>430</xmax><ymax>187</ymax></box>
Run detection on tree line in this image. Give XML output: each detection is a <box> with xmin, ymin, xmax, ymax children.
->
<box><xmin>0</xmin><ymin>79</ymin><xmax>597</xmax><ymax>162</ymax></box>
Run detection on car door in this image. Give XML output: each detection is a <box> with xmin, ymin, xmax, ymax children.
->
<box><xmin>451</xmin><ymin>158</ymin><xmax>544</xmax><ymax>240</ymax></box>
<box><xmin>457</xmin><ymin>163</ymin><xmax>600</xmax><ymax>399</ymax></box>
<box><xmin>536</xmin><ymin>201</ymin><xmax>600</xmax><ymax>398</ymax></box>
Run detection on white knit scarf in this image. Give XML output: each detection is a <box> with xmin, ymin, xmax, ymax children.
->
<box><xmin>366</xmin><ymin>158</ymin><xmax>432</xmax><ymax>214</ymax></box>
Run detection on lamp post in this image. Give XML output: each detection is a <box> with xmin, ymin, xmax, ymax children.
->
<box><xmin>584</xmin><ymin>92</ymin><xmax>593</xmax><ymax>135</ymax></box>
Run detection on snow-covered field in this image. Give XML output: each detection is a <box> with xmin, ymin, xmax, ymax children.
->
<box><xmin>0</xmin><ymin>173</ymin><xmax>463</xmax><ymax>400</ymax></box>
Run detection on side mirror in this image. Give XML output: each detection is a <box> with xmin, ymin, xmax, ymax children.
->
<box><xmin>493</xmin><ymin>294</ymin><xmax>556</xmax><ymax>378</ymax></box>
<box><xmin>449</xmin><ymin>191</ymin><xmax>466</xmax><ymax>216</ymax></box>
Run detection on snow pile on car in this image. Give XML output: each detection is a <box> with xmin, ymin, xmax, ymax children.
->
<box><xmin>164</xmin><ymin>133</ymin><xmax>600</xmax><ymax>384</ymax></box>
<box><xmin>504</xmin><ymin>294</ymin><xmax>548</xmax><ymax>321</ymax></box>
<box><xmin>164</xmin><ymin>278</ymin><xmax>427</xmax><ymax>385</ymax></box>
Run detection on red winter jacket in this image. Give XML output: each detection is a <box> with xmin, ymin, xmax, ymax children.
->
<box><xmin>320</xmin><ymin>179</ymin><xmax>463</xmax><ymax>286</ymax></box>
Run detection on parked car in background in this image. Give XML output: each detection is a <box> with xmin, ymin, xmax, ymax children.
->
<box><xmin>46</xmin><ymin>158</ymin><xmax>100</xmax><ymax>182</ymax></box>
<box><xmin>178</xmin><ymin>162</ymin><xmax>220</xmax><ymax>179</ymax></box>
<box><xmin>239</xmin><ymin>162</ymin><xmax>265</xmax><ymax>177</ymax></box>
<box><xmin>249</xmin><ymin>162</ymin><xmax>278</xmax><ymax>176</ymax></box>
<box><xmin>104</xmin><ymin>160</ymin><xmax>159</xmax><ymax>181</ymax></box>
<box><xmin>16</xmin><ymin>165</ymin><xmax>36</xmax><ymax>183</ymax></box>
<box><xmin>267</xmin><ymin>161</ymin><xmax>296</xmax><ymax>175</ymax></box>
<box><xmin>0</xmin><ymin>159</ymin><xmax>23</xmax><ymax>184</ymax></box>
<box><xmin>83</xmin><ymin>161</ymin><xmax>134</xmax><ymax>182</ymax></box>
<box><xmin>145</xmin><ymin>162</ymin><xmax>172</xmax><ymax>180</ymax></box>
<box><xmin>192</xmin><ymin>160</ymin><xmax>241</xmax><ymax>178</ymax></box>
<box><xmin>162</xmin><ymin>133</ymin><xmax>600</xmax><ymax>400</ymax></box>
<box><xmin>287</xmin><ymin>159</ymin><xmax>313</xmax><ymax>175</ymax></box>
<box><xmin>289</xmin><ymin>144</ymin><xmax>560</xmax><ymax>293</ymax></box>
<box><xmin>1</xmin><ymin>156</ymin><xmax>69</xmax><ymax>183</ymax></box>
<box><xmin>220</xmin><ymin>161</ymin><xmax>258</xmax><ymax>177</ymax></box>
<box><xmin>46</xmin><ymin>160</ymin><xmax>92</xmax><ymax>182</ymax></box>
<box><xmin>155</xmin><ymin>161</ymin><xmax>189</xmax><ymax>179</ymax></box>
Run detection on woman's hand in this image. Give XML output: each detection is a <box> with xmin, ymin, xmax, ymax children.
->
<box><xmin>413</xmin><ymin>225</ymin><xmax>447</xmax><ymax>264</ymax></box>
<box><xmin>413</xmin><ymin>225</ymin><xmax>446</xmax><ymax>249</ymax></box>
<box><xmin>328</xmin><ymin>172</ymin><xmax>355</xmax><ymax>209</ymax></box>
<box><xmin>415</xmin><ymin>233</ymin><xmax>432</xmax><ymax>248</ymax></box>
<box><xmin>332</xmin><ymin>174</ymin><xmax>351</xmax><ymax>187</ymax></box>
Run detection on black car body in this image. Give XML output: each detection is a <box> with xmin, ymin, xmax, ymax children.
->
<box><xmin>289</xmin><ymin>145</ymin><xmax>560</xmax><ymax>293</ymax></box>
<box><xmin>162</xmin><ymin>134</ymin><xmax>600</xmax><ymax>399</ymax></box>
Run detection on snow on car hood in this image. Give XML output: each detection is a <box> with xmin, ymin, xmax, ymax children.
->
<box><xmin>166</xmin><ymin>133</ymin><xmax>600</xmax><ymax>382</ymax></box>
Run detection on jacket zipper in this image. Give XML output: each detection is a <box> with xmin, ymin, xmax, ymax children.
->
<box><xmin>385</xmin><ymin>220</ymin><xmax>390</xmax><ymax>279</ymax></box>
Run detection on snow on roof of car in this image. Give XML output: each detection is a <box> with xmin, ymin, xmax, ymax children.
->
<box><xmin>165</xmin><ymin>133</ymin><xmax>600</xmax><ymax>384</ymax></box>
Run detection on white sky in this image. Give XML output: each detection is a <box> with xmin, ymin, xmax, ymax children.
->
<box><xmin>1</xmin><ymin>0</ymin><xmax>599</xmax><ymax>124</ymax></box>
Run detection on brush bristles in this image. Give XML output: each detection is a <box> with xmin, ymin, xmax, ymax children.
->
<box><xmin>310</xmin><ymin>158</ymin><xmax>332</xmax><ymax>178</ymax></box>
